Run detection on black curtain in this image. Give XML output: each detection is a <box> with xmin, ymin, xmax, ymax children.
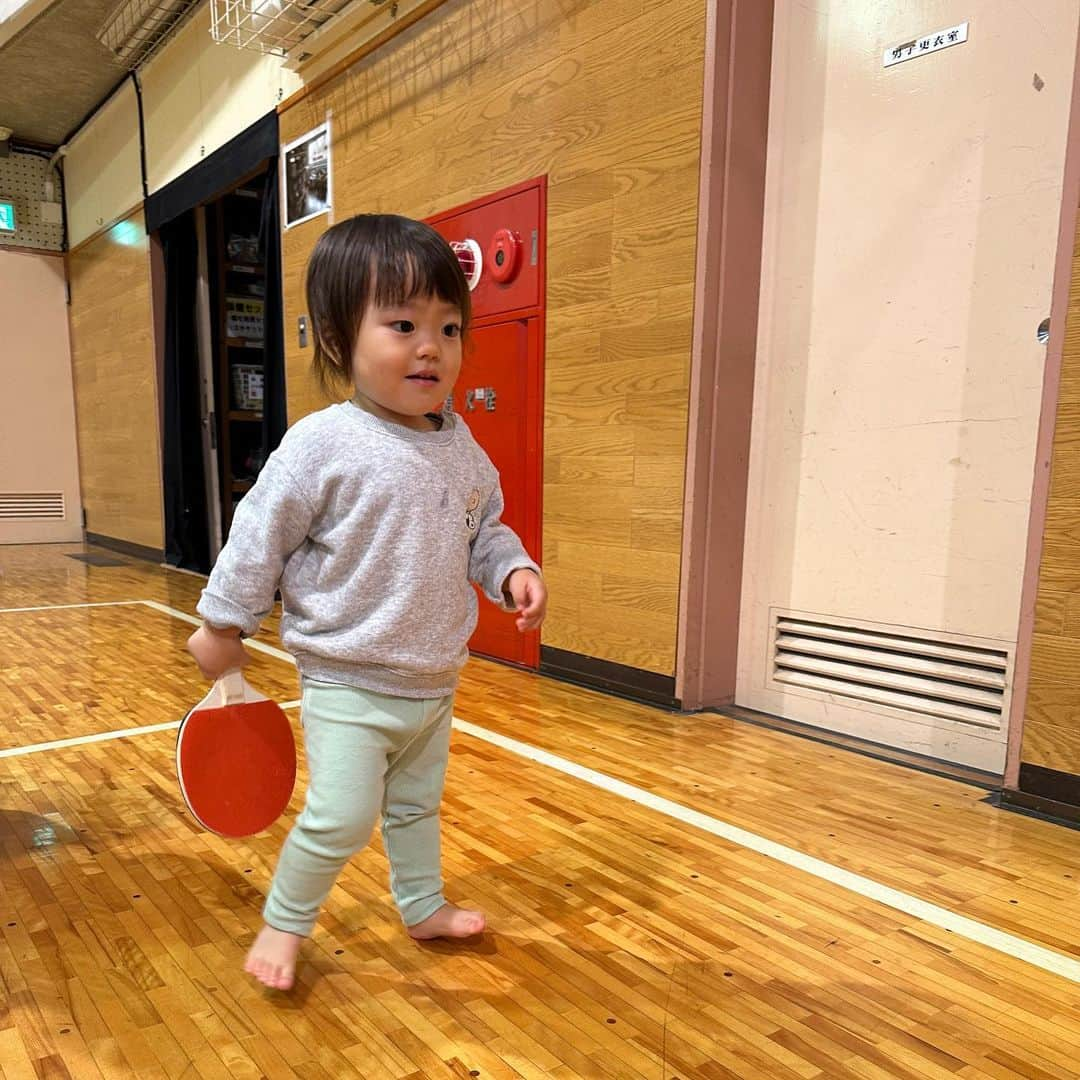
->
<box><xmin>258</xmin><ymin>163</ymin><xmax>287</xmax><ymax>462</ymax></box>
<box><xmin>160</xmin><ymin>210</ymin><xmax>210</xmax><ymax>573</ymax></box>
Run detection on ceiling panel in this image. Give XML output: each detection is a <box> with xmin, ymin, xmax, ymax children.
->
<box><xmin>1</xmin><ymin>0</ymin><xmax>129</xmax><ymax>146</ymax></box>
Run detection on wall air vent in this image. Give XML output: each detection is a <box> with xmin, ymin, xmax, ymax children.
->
<box><xmin>0</xmin><ymin>492</ymin><xmax>65</xmax><ymax>521</ymax></box>
<box><xmin>770</xmin><ymin>612</ymin><xmax>1010</xmax><ymax>730</ymax></box>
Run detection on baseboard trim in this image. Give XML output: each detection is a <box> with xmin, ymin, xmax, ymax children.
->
<box><xmin>719</xmin><ymin>704</ymin><xmax>1003</xmax><ymax>790</ymax></box>
<box><xmin>1017</xmin><ymin>761</ymin><xmax>1080</xmax><ymax>808</ymax></box>
<box><xmin>86</xmin><ymin>532</ymin><xmax>164</xmax><ymax>564</ymax></box>
<box><xmin>995</xmin><ymin>786</ymin><xmax>1080</xmax><ymax>830</ymax></box>
<box><xmin>539</xmin><ymin>646</ymin><xmax>678</xmax><ymax>709</ymax></box>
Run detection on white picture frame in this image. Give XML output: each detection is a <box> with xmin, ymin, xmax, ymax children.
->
<box><xmin>281</xmin><ymin>120</ymin><xmax>332</xmax><ymax>230</ymax></box>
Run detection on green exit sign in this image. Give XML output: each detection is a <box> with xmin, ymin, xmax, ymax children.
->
<box><xmin>0</xmin><ymin>201</ymin><xmax>14</xmax><ymax>232</ymax></box>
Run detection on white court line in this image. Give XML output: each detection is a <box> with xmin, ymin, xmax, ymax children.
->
<box><xmin>0</xmin><ymin>600</ymin><xmax>294</xmax><ymax>756</ymax></box>
<box><xmin>136</xmin><ymin>599</ymin><xmax>212</xmax><ymax>630</ymax></box>
<box><xmin>0</xmin><ymin>721</ymin><xmax>183</xmax><ymax>758</ymax></box>
<box><xmin>0</xmin><ymin>600</ymin><xmax>144</xmax><ymax>614</ymax></box>
<box><xmin>3</xmin><ymin>597</ymin><xmax>1079</xmax><ymax>985</ymax></box>
<box><xmin>138</xmin><ymin>600</ymin><xmax>295</xmax><ymax>664</ymax></box>
<box><xmin>0</xmin><ymin>598</ymin><xmax>293</xmax><ymax>663</ymax></box>
<box><xmin>160</xmin><ymin>563</ymin><xmax>208</xmax><ymax>579</ymax></box>
<box><xmin>0</xmin><ymin>702</ymin><xmax>303</xmax><ymax>758</ymax></box>
<box><xmin>453</xmin><ymin>718</ymin><xmax>1080</xmax><ymax>986</ymax></box>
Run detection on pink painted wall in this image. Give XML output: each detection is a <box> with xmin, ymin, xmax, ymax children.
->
<box><xmin>0</xmin><ymin>250</ymin><xmax>83</xmax><ymax>544</ymax></box>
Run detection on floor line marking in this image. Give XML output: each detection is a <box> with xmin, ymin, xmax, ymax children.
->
<box><xmin>0</xmin><ymin>600</ymin><xmax>144</xmax><ymax>614</ymax></box>
<box><xmin>0</xmin><ymin>702</ymin><xmax>302</xmax><ymax>758</ymax></box>
<box><xmin>454</xmin><ymin>718</ymin><xmax>1080</xmax><ymax>986</ymax></box>
<box><xmin>4</xmin><ymin>596</ymin><xmax>1077</xmax><ymax>984</ymax></box>
<box><xmin>0</xmin><ymin>722</ymin><xmax>183</xmax><ymax>757</ymax></box>
<box><xmin>137</xmin><ymin>600</ymin><xmax>295</xmax><ymax>663</ymax></box>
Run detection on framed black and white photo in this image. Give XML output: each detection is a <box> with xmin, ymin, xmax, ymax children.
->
<box><xmin>281</xmin><ymin>121</ymin><xmax>332</xmax><ymax>230</ymax></box>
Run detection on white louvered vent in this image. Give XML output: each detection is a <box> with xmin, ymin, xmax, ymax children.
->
<box><xmin>0</xmin><ymin>492</ymin><xmax>66</xmax><ymax>521</ymax></box>
<box><xmin>770</xmin><ymin>614</ymin><xmax>1009</xmax><ymax>730</ymax></box>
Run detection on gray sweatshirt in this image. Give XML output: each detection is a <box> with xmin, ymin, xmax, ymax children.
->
<box><xmin>196</xmin><ymin>402</ymin><xmax>540</xmax><ymax>698</ymax></box>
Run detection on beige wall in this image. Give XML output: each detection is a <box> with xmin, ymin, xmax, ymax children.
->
<box><xmin>63</xmin><ymin>7</ymin><xmax>302</xmax><ymax>247</ymax></box>
<box><xmin>0</xmin><ymin>251</ymin><xmax>83</xmax><ymax>544</ymax></box>
<box><xmin>280</xmin><ymin>0</ymin><xmax>705</xmax><ymax>675</ymax></box>
<box><xmin>65</xmin><ymin>80</ymin><xmax>143</xmax><ymax>250</ymax></box>
<box><xmin>141</xmin><ymin>6</ymin><xmax>301</xmax><ymax>195</ymax></box>
<box><xmin>738</xmin><ymin>1</ymin><xmax>1080</xmax><ymax>771</ymax></box>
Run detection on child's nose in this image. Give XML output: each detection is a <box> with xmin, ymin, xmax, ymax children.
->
<box><xmin>417</xmin><ymin>334</ymin><xmax>440</xmax><ymax>359</ymax></box>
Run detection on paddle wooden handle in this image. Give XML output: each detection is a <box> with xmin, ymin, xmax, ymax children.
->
<box><xmin>218</xmin><ymin>669</ymin><xmax>247</xmax><ymax>706</ymax></box>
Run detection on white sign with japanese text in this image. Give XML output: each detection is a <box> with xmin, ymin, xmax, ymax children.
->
<box><xmin>884</xmin><ymin>22</ymin><xmax>969</xmax><ymax>68</ymax></box>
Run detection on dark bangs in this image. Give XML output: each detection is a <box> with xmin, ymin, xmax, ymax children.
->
<box><xmin>306</xmin><ymin>213</ymin><xmax>471</xmax><ymax>395</ymax></box>
<box><xmin>368</xmin><ymin>219</ymin><xmax>471</xmax><ymax>321</ymax></box>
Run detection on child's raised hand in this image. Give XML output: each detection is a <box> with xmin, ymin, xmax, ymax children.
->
<box><xmin>186</xmin><ymin>623</ymin><xmax>251</xmax><ymax>681</ymax></box>
<box><xmin>505</xmin><ymin>569</ymin><xmax>547</xmax><ymax>632</ymax></box>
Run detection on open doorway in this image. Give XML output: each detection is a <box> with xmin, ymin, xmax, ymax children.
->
<box><xmin>149</xmin><ymin>113</ymin><xmax>286</xmax><ymax>574</ymax></box>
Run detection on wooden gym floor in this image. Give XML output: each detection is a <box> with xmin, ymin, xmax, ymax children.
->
<box><xmin>1</xmin><ymin>543</ymin><xmax>1079</xmax><ymax>1079</ymax></box>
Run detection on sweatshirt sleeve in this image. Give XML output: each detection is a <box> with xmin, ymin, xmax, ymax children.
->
<box><xmin>468</xmin><ymin>478</ymin><xmax>541</xmax><ymax>610</ymax></box>
<box><xmin>196</xmin><ymin>451</ymin><xmax>317</xmax><ymax>637</ymax></box>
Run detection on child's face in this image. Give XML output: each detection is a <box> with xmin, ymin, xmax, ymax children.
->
<box><xmin>350</xmin><ymin>292</ymin><xmax>463</xmax><ymax>430</ymax></box>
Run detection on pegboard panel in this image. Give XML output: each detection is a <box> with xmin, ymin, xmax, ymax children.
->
<box><xmin>0</xmin><ymin>152</ymin><xmax>64</xmax><ymax>251</ymax></box>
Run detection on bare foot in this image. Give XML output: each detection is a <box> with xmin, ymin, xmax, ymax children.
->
<box><xmin>244</xmin><ymin>924</ymin><xmax>303</xmax><ymax>990</ymax></box>
<box><xmin>407</xmin><ymin>903</ymin><xmax>486</xmax><ymax>940</ymax></box>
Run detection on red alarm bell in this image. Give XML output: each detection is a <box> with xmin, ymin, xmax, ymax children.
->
<box><xmin>450</xmin><ymin>238</ymin><xmax>482</xmax><ymax>291</ymax></box>
<box><xmin>487</xmin><ymin>228</ymin><xmax>522</xmax><ymax>284</ymax></box>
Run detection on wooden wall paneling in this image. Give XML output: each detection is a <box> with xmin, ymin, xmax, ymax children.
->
<box><xmin>279</xmin><ymin>0</ymin><xmax>706</xmax><ymax>676</ymax></box>
<box><xmin>1023</xmin><ymin>214</ymin><xmax>1080</xmax><ymax>776</ymax></box>
<box><xmin>66</xmin><ymin>208</ymin><xmax>164</xmax><ymax>553</ymax></box>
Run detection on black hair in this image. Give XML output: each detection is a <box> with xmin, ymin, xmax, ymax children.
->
<box><xmin>305</xmin><ymin>213</ymin><xmax>471</xmax><ymax>394</ymax></box>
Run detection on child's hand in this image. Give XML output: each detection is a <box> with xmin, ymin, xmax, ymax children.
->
<box><xmin>186</xmin><ymin>624</ymin><xmax>250</xmax><ymax>681</ymax></box>
<box><xmin>505</xmin><ymin>569</ymin><xmax>547</xmax><ymax>632</ymax></box>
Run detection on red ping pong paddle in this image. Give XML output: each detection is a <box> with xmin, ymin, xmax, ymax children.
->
<box><xmin>176</xmin><ymin>670</ymin><xmax>296</xmax><ymax>838</ymax></box>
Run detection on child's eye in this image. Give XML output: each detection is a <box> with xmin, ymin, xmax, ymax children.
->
<box><xmin>390</xmin><ymin>320</ymin><xmax>415</xmax><ymax>333</ymax></box>
<box><xmin>443</xmin><ymin>324</ymin><xmax>461</xmax><ymax>339</ymax></box>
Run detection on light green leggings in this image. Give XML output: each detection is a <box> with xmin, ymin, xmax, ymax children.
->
<box><xmin>262</xmin><ymin>678</ymin><xmax>453</xmax><ymax>936</ymax></box>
